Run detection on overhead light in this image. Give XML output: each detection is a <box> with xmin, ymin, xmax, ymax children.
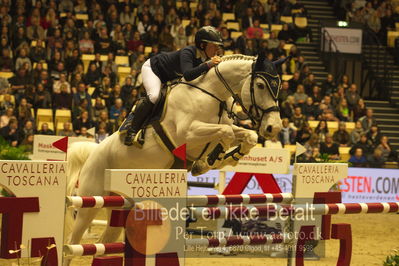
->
<box><xmin>338</xmin><ymin>21</ymin><xmax>348</xmax><ymax>27</ymax></box>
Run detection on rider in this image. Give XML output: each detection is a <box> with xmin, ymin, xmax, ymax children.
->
<box><xmin>124</xmin><ymin>26</ymin><xmax>223</xmax><ymax>146</ymax></box>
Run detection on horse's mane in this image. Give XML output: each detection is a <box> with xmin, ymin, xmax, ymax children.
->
<box><xmin>221</xmin><ymin>54</ymin><xmax>255</xmax><ymax>62</ymax></box>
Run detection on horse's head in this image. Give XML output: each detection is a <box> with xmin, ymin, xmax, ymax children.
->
<box><xmin>241</xmin><ymin>53</ymin><xmax>283</xmax><ymax>138</ymax></box>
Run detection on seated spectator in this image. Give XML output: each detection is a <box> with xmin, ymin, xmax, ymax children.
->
<box><xmin>53</xmin><ymin>84</ymin><xmax>73</xmax><ymax>110</ymax></box>
<box><xmin>321</xmin><ymin>73</ymin><xmax>336</xmax><ymax>96</ymax></box>
<box><xmin>0</xmin><ymin>118</ymin><xmax>19</xmax><ymax>146</ymax></box>
<box><xmin>278</xmin><ymin>24</ymin><xmax>294</xmax><ymax>43</ymax></box>
<box><xmin>345</xmin><ymin>83</ymin><xmax>361</xmax><ymax>110</ymax></box>
<box><xmin>366</xmin><ymin>125</ymin><xmax>382</xmax><ymax>148</ymax></box>
<box><xmin>350</xmin><ymin>121</ymin><xmax>365</xmax><ymax>144</ymax></box>
<box><xmin>65</xmin><ymin>49</ymin><xmax>83</xmax><ymax>74</ymax></box>
<box><xmin>95</xmin><ymin>122</ymin><xmax>109</xmax><ymax>143</ymax></box>
<box><xmin>109</xmin><ymin>98</ymin><xmax>125</xmax><ymax>121</ymax></box>
<box><xmin>268</xmin><ymin>31</ymin><xmax>280</xmax><ymax>49</ymax></box>
<box><xmin>353</xmin><ymin>98</ymin><xmax>367</xmax><ymax>122</ymax></box>
<box><xmin>359</xmin><ymin>108</ymin><xmax>377</xmax><ymax>132</ymax></box>
<box><xmin>30</xmin><ymin>40</ymin><xmax>46</xmax><ymax>63</ymax></box>
<box><xmin>17</xmin><ymin>98</ymin><xmax>33</xmax><ymax>125</ymax></box>
<box><xmin>79</xmin><ymin>31</ymin><xmax>94</xmax><ymax>54</ymax></box>
<box><xmin>73</xmin><ymin>111</ymin><xmax>93</xmax><ymax>135</ymax></box>
<box><xmin>295</xmin><ymin>122</ymin><xmax>313</xmax><ymax>144</ymax></box>
<box><xmin>377</xmin><ymin>136</ymin><xmax>398</xmax><ymax>162</ymax></box>
<box><xmin>37</xmin><ymin>122</ymin><xmax>54</xmax><ymax>135</ymax></box>
<box><xmin>246</xmin><ymin>19</ymin><xmax>263</xmax><ymax>39</ymax></box>
<box><xmin>0</xmin><ymin>48</ymin><xmax>14</xmax><ymax>71</ymax></box>
<box><xmin>320</xmin><ymin>134</ymin><xmax>340</xmax><ymax>160</ymax></box>
<box><xmin>0</xmin><ymin>94</ymin><xmax>14</xmax><ymax>111</ymax></box>
<box><xmin>304</xmin><ymin>133</ymin><xmax>320</xmax><ymax>161</ymax></box>
<box><xmin>303</xmin><ymin>73</ymin><xmax>317</xmax><ymax>95</ymax></box>
<box><xmin>241</xmin><ymin>7</ymin><xmax>255</xmax><ymax>29</ymax></box>
<box><xmin>125</xmin><ymin>88</ymin><xmax>140</xmax><ymax>111</ymax></box>
<box><xmin>367</xmin><ymin>148</ymin><xmax>385</xmax><ymax>168</ymax></box>
<box><xmin>331</xmin><ymin>85</ymin><xmax>345</xmax><ymax>106</ymax></box>
<box><xmin>0</xmin><ymin>107</ymin><xmax>15</xmax><ymax>128</ymax></box>
<box><xmin>79</xmin><ymin>127</ymin><xmax>93</xmax><ymax>138</ymax></box>
<box><xmin>174</xmin><ymin>27</ymin><xmax>188</xmax><ymax>50</ymax></box>
<box><xmin>349</xmin><ymin>148</ymin><xmax>367</xmax><ymax>167</ymax></box>
<box><xmin>310</xmin><ymin>85</ymin><xmax>323</xmax><ymax>105</ymax></box>
<box><xmin>336</xmin><ymin>98</ymin><xmax>352</xmax><ymax>122</ymax></box>
<box><xmin>95</xmin><ymin>27</ymin><xmax>113</xmax><ymax>55</ymax></box>
<box><xmin>220</xmin><ymin>27</ymin><xmax>234</xmax><ymax>51</ymax></box>
<box><xmin>315</xmin><ymin>120</ymin><xmax>329</xmax><ymax>143</ymax></box>
<box><xmin>333</xmin><ymin>122</ymin><xmax>351</xmax><ymax>147</ymax></box>
<box><xmin>10</xmin><ymin>67</ymin><xmax>32</xmax><ymax>101</ymax></box>
<box><xmin>51</xmin><ymin>62</ymin><xmax>67</xmax><ymax>81</ymax></box>
<box><xmin>53</xmin><ymin>73</ymin><xmax>71</xmax><ymax>94</ymax></box>
<box><xmin>58</xmin><ymin>122</ymin><xmax>76</xmax><ymax>137</ymax></box>
<box><xmin>350</xmin><ymin>134</ymin><xmax>373</xmax><ymax>157</ymax></box>
<box><xmin>302</xmin><ymin>97</ymin><xmax>317</xmax><ymax>119</ymax></box>
<box><xmin>244</xmin><ymin>39</ymin><xmax>257</xmax><ymax>57</ymax></box>
<box><xmin>291</xmin><ymin>106</ymin><xmax>306</xmax><ymax>129</ymax></box>
<box><xmin>293</xmin><ymin>84</ymin><xmax>308</xmax><ymax>106</ymax></box>
<box><xmin>93</xmin><ymin>98</ymin><xmax>108</xmax><ymax>122</ymax></box>
<box><xmin>278</xmin><ymin>81</ymin><xmax>291</xmax><ymax>103</ymax></box>
<box><xmin>18</xmin><ymin>120</ymin><xmax>35</xmax><ymax>144</ymax></box>
<box><xmin>279</xmin><ymin>118</ymin><xmax>296</xmax><ymax>146</ymax></box>
<box><xmin>20</xmin><ymin>133</ymin><xmax>34</xmax><ymax>153</ymax></box>
<box><xmin>338</xmin><ymin>74</ymin><xmax>350</xmax><ymax>90</ymax></box>
<box><xmin>281</xmin><ymin>95</ymin><xmax>295</xmax><ymax>119</ymax></box>
<box><xmin>289</xmin><ymin>72</ymin><xmax>301</xmax><ymax>92</ymax></box>
<box><xmin>33</xmin><ymin>84</ymin><xmax>52</xmax><ymax>109</ymax></box>
<box><xmin>73</xmin><ymin>83</ymin><xmax>92</xmax><ymax>111</ymax></box>
<box><xmin>95</xmin><ymin>111</ymin><xmax>115</xmax><ymax>134</ymax></box>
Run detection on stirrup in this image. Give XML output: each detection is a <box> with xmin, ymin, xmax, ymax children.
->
<box><xmin>132</xmin><ymin>129</ymin><xmax>145</xmax><ymax>149</ymax></box>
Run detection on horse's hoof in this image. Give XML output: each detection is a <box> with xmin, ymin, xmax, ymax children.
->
<box><xmin>191</xmin><ymin>160</ymin><xmax>207</xmax><ymax>176</ymax></box>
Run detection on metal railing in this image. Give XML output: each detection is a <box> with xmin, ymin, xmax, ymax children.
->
<box><xmin>361</xmin><ymin>26</ymin><xmax>392</xmax><ymax>100</ymax></box>
<box><xmin>319</xmin><ymin>25</ymin><xmax>346</xmax><ymax>85</ymax></box>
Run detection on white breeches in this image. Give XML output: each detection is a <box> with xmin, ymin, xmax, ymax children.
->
<box><xmin>141</xmin><ymin>59</ymin><xmax>162</xmax><ymax>104</ymax></box>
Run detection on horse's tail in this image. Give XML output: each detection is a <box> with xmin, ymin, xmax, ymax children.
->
<box><xmin>65</xmin><ymin>141</ymin><xmax>99</xmax><ymax>242</ymax></box>
<box><xmin>66</xmin><ymin>141</ymin><xmax>98</xmax><ymax>196</ymax></box>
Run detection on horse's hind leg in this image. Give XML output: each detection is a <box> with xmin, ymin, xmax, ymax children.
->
<box><xmin>98</xmin><ymin>208</ymin><xmax>123</xmax><ymax>243</ymax></box>
<box><xmin>69</xmin><ymin>208</ymin><xmax>100</xmax><ymax>244</ymax></box>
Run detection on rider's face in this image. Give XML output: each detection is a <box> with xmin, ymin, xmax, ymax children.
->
<box><xmin>204</xmin><ymin>43</ymin><xmax>220</xmax><ymax>57</ymax></box>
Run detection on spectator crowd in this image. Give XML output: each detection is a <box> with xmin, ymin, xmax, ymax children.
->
<box><xmin>0</xmin><ymin>0</ymin><xmax>397</xmax><ymax>167</ymax></box>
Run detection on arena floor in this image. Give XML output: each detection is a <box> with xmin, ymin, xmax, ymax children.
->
<box><xmin>1</xmin><ymin>212</ymin><xmax>398</xmax><ymax>265</ymax></box>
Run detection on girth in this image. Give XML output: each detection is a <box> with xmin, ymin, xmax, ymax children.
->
<box><xmin>152</xmin><ymin>120</ymin><xmax>193</xmax><ymax>170</ymax></box>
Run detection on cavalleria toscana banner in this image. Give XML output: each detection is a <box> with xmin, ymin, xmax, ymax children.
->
<box><xmin>0</xmin><ymin>160</ymin><xmax>67</xmax><ymax>265</ymax></box>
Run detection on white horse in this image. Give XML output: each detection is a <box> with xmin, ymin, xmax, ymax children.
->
<box><xmin>65</xmin><ymin>54</ymin><xmax>283</xmax><ymax>263</ymax></box>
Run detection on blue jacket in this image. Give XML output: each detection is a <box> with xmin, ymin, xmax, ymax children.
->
<box><xmin>150</xmin><ymin>46</ymin><xmax>210</xmax><ymax>83</ymax></box>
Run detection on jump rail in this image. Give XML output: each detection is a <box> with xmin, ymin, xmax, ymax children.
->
<box><xmin>66</xmin><ymin>193</ymin><xmax>294</xmax><ymax>208</ymax></box>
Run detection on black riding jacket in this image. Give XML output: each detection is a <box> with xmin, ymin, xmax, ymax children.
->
<box><xmin>150</xmin><ymin>46</ymin><xmax>210</xmax><ymax>83</ymax></box>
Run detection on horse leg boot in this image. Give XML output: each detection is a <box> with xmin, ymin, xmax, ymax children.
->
<box><xmin>124</xmin><ymin>97</ymin><xmax>154</xmax><ymax>146</ymax></box>
<box><xmin>218</xmin><ymin>125</ymin><xmax>258</xmax><ymax>168</ymax></box>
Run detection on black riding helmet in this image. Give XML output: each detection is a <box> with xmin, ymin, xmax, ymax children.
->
<box><xmin>195</xmin><ymin>26</ymin><xmax>223</xmax><ymax>50</ymax></box>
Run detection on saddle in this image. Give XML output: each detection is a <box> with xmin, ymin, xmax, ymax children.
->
<box><xmin>119</xmin><ymin>85</ymin><xmax>192</xmax><ymax>169</ymax></box>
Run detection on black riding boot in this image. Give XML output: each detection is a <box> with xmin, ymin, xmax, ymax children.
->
<box><xmin>124</xmin><ymin>98</ymin><xmax>154</xmax><ymax>146</ymax></box>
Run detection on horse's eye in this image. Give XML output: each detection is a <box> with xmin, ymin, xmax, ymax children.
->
<box><xmin>257</xmin><ymin>83</ymin><xmax>265</xmax><ymax>90</ymax></box>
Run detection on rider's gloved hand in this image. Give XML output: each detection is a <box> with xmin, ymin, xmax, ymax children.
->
<box><xmin>207</xmin><ymin>56</ymin><xmax>222</xmax><ymax>68</ymax></box>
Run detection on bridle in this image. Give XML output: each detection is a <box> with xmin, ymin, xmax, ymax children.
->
<box><xmin>178</xmin><ymin>60</ymin><xmax>281</xmax><ymax>131</ymax></box>
<box><xmin>214</xmin><ymin>61</ymin><xmax>280</xmax><ymax>129</ymax></box>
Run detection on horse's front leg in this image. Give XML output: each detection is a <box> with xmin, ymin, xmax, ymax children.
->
<box><xmin>217</xmin><ymin>125</ymin><xmax>258</xmax><ymax>169</ymax></box>
<box><xmin>186</xmin><ymin>121</ymin><xmax>235</xmax><ymax>176</ymax></box>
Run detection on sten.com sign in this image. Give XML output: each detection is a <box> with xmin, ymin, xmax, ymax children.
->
<box><xmin>188</xmin><ymin>167</ymin><xmax>399</xmax><ymax>203</ymax></box>
<box><xmin>322</xmin><ymin>27</ymin><xmax>362</xmax><ymax>54</ymax></box>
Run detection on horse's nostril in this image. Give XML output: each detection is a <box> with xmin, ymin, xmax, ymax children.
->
<box><xmin>267</xmin><ymin>125</ymin><xmax>273</xmax><ymax>133</ymax></box>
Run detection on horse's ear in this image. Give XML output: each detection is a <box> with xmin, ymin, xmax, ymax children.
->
<box><xmin>255</xmin><ymin>51</ymin><xmax>266</xmax><ymax>69</ymax></box>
